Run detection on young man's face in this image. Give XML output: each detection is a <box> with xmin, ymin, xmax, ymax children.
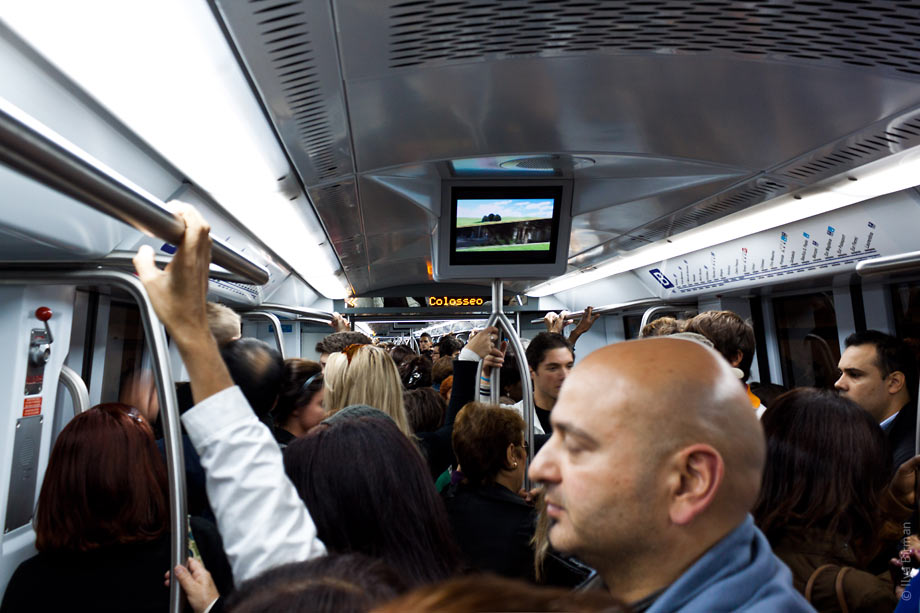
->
<box><xmin>531</xmin><ymin>347</ymin><xmax>575</xmax><ymax>402</ymax></box>
<box><xmin>419</xmin><ymin>336</ymin><xmax>431</xmax><ymax>351</ymax></box>
<box><xmin>835</xmin><ymin>343</ymin><xmax>894</xmax><ymax>421</ymax></box>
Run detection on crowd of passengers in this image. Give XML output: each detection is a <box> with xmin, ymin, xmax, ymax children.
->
<box><xmin>5</xmin><ymin>205</ymin><xmax>920</xmax><ymax>612</ymax></box>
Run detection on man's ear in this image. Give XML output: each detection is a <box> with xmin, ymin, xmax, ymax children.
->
<box><xmin>730</xmin><ymin>350</ymin><xmax>743</xmax><ymax>368</ymax></box>
<box><xmin>667</xmin><ymin>444</ymin><xmax>724</xmax><ymax>526</ymax></box>
<box><xmin>887</xmin><ymin>370</ymin><xmax>906</xmax><ymax>395</ymax></box>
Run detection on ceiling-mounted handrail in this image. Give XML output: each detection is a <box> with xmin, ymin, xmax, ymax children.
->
<box><xmin>529</xmin><ymin>298</ymin><xmax>695</xmax><ymax>324</ymax></box>
<box><xmin>0</xmin><ymin>267</ymin><xmax>186</xmax><ymax>613</ymax></box>
<box><xmin>0</xmin><ymin>98</ymin><xmax>270</xmax><ymax>286</ymax></box>
<box><xmin>255</xmin><ymin>303</ymin><xmax>335</xmax><ymax>322</ymax></box>
<box><xmin>0</xmin><ymin>252</ymin><xmax>256</xmax><ymax>285</ymax></box>
<box><xmin>856</xmin><ymin>250</ymin><xmax>920</xmax><ymax>277</ymax></box>
<box><xmin>295</xmin><ymin>316</ymin><xmax>338</xmax><ymax>326</ymax></box>
<box><xmin>241</xmin><ymin>311</ymin><xmax>286</xmax><ymax>360</ymax></box>
<box><xmin>58</xmin><ymin>364</ymin><xmax>89</xmax><ymax>416</ymax></box>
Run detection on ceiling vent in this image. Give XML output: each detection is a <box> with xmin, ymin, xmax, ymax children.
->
<box><xmin>614</xmin><ymin>178</ymin><xmax>789</xmax><ymax>250</ymax></box>
<box><xmin>777</xmin><ymin>115</ymin><xmax>920</xmax><ymax>182</ymax></box>
<box><xmin>389</xmin><ymin>0</ymin><xmax>920</xmax><ymax>78</ymax></box>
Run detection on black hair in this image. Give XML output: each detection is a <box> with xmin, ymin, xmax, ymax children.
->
<box><xmin>389</xmin><ymin>344</ymin><xmax>416</xmax><ymax>367</ymax></box>
<box><xmin>399</xmin><ymin>355</ymin><xmax>433</xmax><ymax>390</ymax></box>
<box><xmin>437</xmin><ymin>335</ymin><xmax>463</xmax><ymax>358</ymax></box>
<box><xmin>403</xmin><ymin>387</ymin><xmax>446</xmax><ymax>432</ymax></box>
<box><xmin>754</xmin><ymin>388</ymin><xmax>891</xmax><ymax>564</ymax></box>
<box><xmin>524</xmin><ymin>332</ymin><xmax>573</xmax><ymax>371</ymax></box>
<box><xmin>845</xmin><ymin>330</ymin><xmax>918</xmax><ymax>402</ymax></box>
<box><xmin>419</xmin><ymin>333</ymin><xmax>431</xmax><ymax>340</ymax></box>
<box><xmin>221</xmin><ymin>338</ymin><xmax>283</xmax><ymax>419</ymax></box>
<box><xmin>283</xmin><ymin>416</ymin><xmax>460</xmax><ymax>587</ymax></box>
<box><xmin>273</xmin><ymin>359</ymin><xmax>323</xmax><ymax>425</ymax></box>
<box><xmin>224</xmin><ymin>553</ymin><xmax>405</xmax><ymax>613</ymax></box>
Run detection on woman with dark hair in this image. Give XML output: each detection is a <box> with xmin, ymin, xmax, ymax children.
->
<box><xmin>389</xmin><ymin>344</ymin><xmax>415</xmax><ymax>367</ymax></box>
<box><xmin>272</xmin><ymin>358</ymin><xmax>324</xmax><ymax>447</ymax></box>
<box><xmin>404</xmin><ymin>386</ymin><xmax>446</xmax><ymax>433</ymax></box>
<box><xmin>442</xmin><ymin>402</ymin><xmax>534</xmax><ymax>580</ymax></box>
<box><xmin>283</xmin><ymin>414</ymin><xmax>461</xmax><ymax>588</ymax></box>
<box><xmin>0</xmin><ymin>403</ymin><xmax>232</xmax><ymax>613</ymax></box>
<box><xmin>399</xmin><ymin>354</ymin><xmax>432</xmax><ymax>390</ymax></box>
<box><xmin>754</xmin><ymin>388</ymin><xmax>918</xmax><ymax>612</ymax></box>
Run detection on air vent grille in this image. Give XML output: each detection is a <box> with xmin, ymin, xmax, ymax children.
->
<box><xmin>246</xmin><ymin>0</ymin><xmax>340</xmax><ymax>181</ymax></box>
<box><xmin>616</xmin><ymin>179</ymin><xmax>789</xmax><ymax>249</ymax></box>
<box><xmin>389</xmin><ymin>0</ymin><xmax>920</xmax><ymax>77</ymax></box>
<box><xmin>778</xmin><ymin>116</ymin><xmax>920</xmax><ymax>181</ymax></box>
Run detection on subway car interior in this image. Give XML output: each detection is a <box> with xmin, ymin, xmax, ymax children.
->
<box><xmin>3</xmin><ymin>1</ymin><xmax>920</xmax><ymax>611</ymax></box>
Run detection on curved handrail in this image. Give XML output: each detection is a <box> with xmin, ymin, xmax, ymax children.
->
<box><xmin>58</xmin><ymin>364</ymin><xmax>89</xmax><ymax>416</ymax></box>
<box><xmin>0</xmin><ymin>98</ymin><xmax>269</xmax><ymax>285</ymax></box>
<box><xmin>0</xmin><ymin>268</ymin><xmax>186</xmax><ymax>613</ymax></box>
<box><xmin>242</xmin><ymin>311</ymin><xmax>286</xmax><ymax>359</ymax></box>
<box><xmin>255</xmin><ymin>303</ymin><xmax>335</xmax><ymax>322</ymax></box>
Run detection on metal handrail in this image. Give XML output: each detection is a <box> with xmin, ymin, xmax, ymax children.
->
<box><xmin>529</xmin><ymin>298</ymin><xmax>684</xmax><ymax>324</ymax></box>
<box><xmin>476</xmin><ymin>280</ymin><xmax>535</xmax><ymax>488</ymax></box>
<box><xmin>856</xmin><ymin>250</ymin><xmax>920</xmax><ymax>277</ymax></box>
<box><xmin>0</xmin><ymin>97</ymin><xmax>270</xmax><ymax>285</ymax></box>
<box><xmin>58</xmin><ymin>365</ymin><xmax>89</xmax><ymax>416</ymax></box>
<box><xmin>242</xmin><ymin>311</ymin><xmax>286</xmax><ymax>359</ymax></box>
<box><xmin>0</xmin><ymin>268</ymin><xmax>186</xmax><ymax>613</ymax></box>
<box><xmin>295</xmin><ymin>316</ymin><xmax>338</xmax><ymax>326</ymax></box>
<box><xmin>256</xmin><ymin>303</ymin><xmax>335</xmax><ymax>322</ymax></box>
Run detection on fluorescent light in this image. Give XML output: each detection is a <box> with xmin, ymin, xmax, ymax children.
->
<box><xmin>355</xmin><ymin>321</ymin><xmax>375</xmax><ymax>337</ymax></box>
<box><xmin>3</xmin><ymin>1</ymin><xmax>347</xmax><ymax>299</ymax></box>
<box><xmin>527</xmin><ymin>143</ymin><xmax>920</xmax><ymax>297</ymax></box>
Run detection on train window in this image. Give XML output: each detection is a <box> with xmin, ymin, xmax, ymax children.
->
<box><xmin>99</xmin><ymin>300</ymin><xmax>150</xmax><ymax>404</ymax></box>
<box><xmin>773</xmin><ymin>292</ymin><xmax>840</xmax><ymax>389</ymax></box>
<box><xmin>623</xmin><ymin>315</ymin><xmax>644</xmax><ymax>340</ymax></box>
<box><xmin>891</xmin><ymin>282</ymin><xmax>920</xmax><ymax>359</ymax></box>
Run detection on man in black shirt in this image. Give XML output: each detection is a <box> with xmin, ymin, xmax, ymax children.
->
<box><xmin>524</xmin><ymin>333</ymin><xmax>575</xmax><ymax>434</ymax></box>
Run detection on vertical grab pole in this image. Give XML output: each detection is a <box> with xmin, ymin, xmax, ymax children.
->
<box><xmin>476</xmin><ymin>279</ymin><xmax>535</xmax><ymax>489</ymax></box>
<box><xmin>243</xmin><ymin>311</ymin><xmax>286</xmax><ymax>360</ymax></box>
<box><xmin>490</xmin><ymin>280</ymin><xmax>503</xmax><ymax>405</ymax></box>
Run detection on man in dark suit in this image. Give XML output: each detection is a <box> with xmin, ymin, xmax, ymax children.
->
<box><xmin>835</xmin><ymin>330</ymin><xmax>918</xmax><ymax>470</ymax></box>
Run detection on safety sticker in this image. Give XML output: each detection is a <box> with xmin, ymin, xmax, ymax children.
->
<box><xmin>22</xmin><ymin>397</ymin><xmax>42</xmax><ymax>417</ymax></box>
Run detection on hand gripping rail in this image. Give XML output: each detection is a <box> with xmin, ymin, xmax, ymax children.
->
<box><xmin>478</xmin><ymin>280</ymin><xmax>535</xmax><ymax>489</ymax></box>
<box><xmin>0</xmin><ymin>97</ymin><xmax>270</xmax><ymax>286</ymax></box>
<box><xmin>529</xmin><ymin>298</ymin><xmax>696</xmax><ymax>325</ymax></box>
<box><xmin>0</xmin><ymin>268</ymin><xmax>187</xmax><ymax>613</ymax></box>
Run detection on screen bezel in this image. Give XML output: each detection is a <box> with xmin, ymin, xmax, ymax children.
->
<box><xmin>449</xmin><ymin>185</ymin><xmax>564</xmax><ymax>266</ymax></box>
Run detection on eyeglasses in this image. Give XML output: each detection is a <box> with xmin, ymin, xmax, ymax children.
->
<box><xmin>343</xmin><ymin>343</ymin><xmax>367</xmax><ymax>364</ymax></box>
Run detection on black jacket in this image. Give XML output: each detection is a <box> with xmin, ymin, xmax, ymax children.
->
<box><xmin>443</xmin><ymin>481</ymin><xmax>536</xmax><ymax>580</ymax></box>
<box><xmin>885</xmin><ymin>402</ymin><xmax>917</xmax><ymax>471</ymax></box>
<box><xmin>418</xmin><ymin>360</ymin><xmax>478</xmax><ymax>478</ymax></box>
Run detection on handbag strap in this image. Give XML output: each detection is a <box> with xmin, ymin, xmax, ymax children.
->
<box><xmin>804</xmin><ymin>563</ymin><xmax>852</xmax><ymax>612</ymax></box>
<box><xmin>805</xmin><ymin>564</ymin><xmax>836</xmax><ymax>602</ymax></box>
<box><xmin>835</xmin><ymin>566</ymin><xmax>853</xmax><ymax>613</ymax></box>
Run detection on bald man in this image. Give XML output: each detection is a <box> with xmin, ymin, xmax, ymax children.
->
<box><xmin>529</xmin><ymin>338</ymin><xmax>813</xmax><ymax>612</ymax></box>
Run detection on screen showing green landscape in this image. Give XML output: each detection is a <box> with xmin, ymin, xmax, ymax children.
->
<box><xmin>455</xmin><ymin>198</ymin><xmax>554</xmax><ymax>253</ymax></box>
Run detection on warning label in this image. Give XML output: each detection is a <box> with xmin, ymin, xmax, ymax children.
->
<box><xmin>22</xmin><ymin>397</ymin><xmax>42</xmax><ymax>417</ymax></box>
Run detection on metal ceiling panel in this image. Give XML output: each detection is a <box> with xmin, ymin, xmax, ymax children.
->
<box><xmin>216</xmin><ymin>0</ymin><xmax>920</xmax><ymax>295</ymax></box>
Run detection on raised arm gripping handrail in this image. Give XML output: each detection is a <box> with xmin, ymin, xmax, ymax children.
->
<box><xmin>58</xmin><ymin>364</ymin><xmax>89</xmax><ymax>416</ymax></box>
<box><xmin>0</xmin><ymin>98</ymin><xmax>270</xmax><ymax>285</ymax></box>
<box><xmin>0</xmin><ymin>268</ymin><xmax>187</xmax><ymax>613</ymax></box>
<box><xmin>529</xmin><ymin>298</ymin><xmax>697</xmax><ymax>325</ymax></box>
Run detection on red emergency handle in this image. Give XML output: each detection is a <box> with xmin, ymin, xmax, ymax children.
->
<box><xmin>35</xmin><ymin>307</ymin><xmax>52</xmax><ymax>321</ymax></box>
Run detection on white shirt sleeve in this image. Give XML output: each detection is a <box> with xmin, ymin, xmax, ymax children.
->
<box><xmin>181</xmin><ymin>386</ymin><xmax>326</xmax><ymax>583</ymax></box>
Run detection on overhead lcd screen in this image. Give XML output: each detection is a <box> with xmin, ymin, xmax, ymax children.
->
<box><xmin>449</xmin><ymin>186</ymin><xmax>563</xmax><ymax>266</ymax></box>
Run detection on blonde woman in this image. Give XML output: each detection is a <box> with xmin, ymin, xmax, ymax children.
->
<box><xmin>323</xmin><ymin>344</ymin><xmax>413</xmax><ymax>438</ymax></box>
